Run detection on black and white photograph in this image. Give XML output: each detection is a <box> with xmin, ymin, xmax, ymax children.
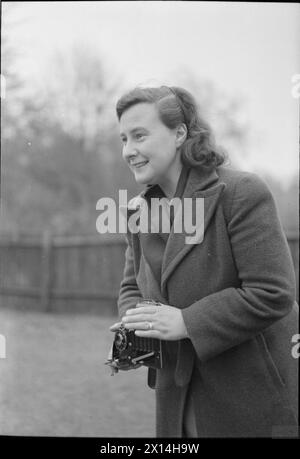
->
<box><xmin>0</xmin><ymin>0</ymin><xmax>299</xmax><ymax>443</ymax></box>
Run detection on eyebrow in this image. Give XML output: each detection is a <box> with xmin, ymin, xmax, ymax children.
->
<box><xmin>120</xmin><ymin>127</ymin><xmax>148</xmax><ymax>137</ymax></box>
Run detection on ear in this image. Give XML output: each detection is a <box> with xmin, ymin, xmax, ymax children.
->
<box><xmin>175</xmin><ymin>123</ymin><xmax>188</xmax><ymax>148</ymax></box>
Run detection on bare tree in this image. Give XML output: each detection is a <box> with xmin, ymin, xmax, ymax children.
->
<box><xmin>43</xmin><ymin>44</ymin><xmax>121</xmax><ymax>155</ymax></box>
<box><xmin>1</xmin><ymin>2</ymin><xmax>29</xmax><ymax>138</ymax></box>
<box><xmin>1</xmin><ymin>38</ymin><xmax>124</xmax><ymax>235</ymax></box>
<box><xmin>171</xmin><ymin>70</ymin><xmax>254</xmax><ymax>167</ymax></box>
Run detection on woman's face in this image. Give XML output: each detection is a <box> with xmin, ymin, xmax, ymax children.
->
<box><xmin>119</xmin><ymin>102</ymin><xmax>184</xmax><ymax>188</ymax></box>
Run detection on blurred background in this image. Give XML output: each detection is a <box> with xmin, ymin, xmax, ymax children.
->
<box><xmin>0</xmin><ymin>1</ymin><xmax>299</xmax><ymax>437</ymax></box>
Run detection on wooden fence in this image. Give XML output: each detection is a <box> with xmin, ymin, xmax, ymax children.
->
<box><xmin>0</xmin><ymin>232</ymin><xmax>298</xmax><ymax>315</ymax></box>
<box><xmin>0</xmin><ymin>234</ymin><xmax>126</xmax><ymax>315</ymax></box>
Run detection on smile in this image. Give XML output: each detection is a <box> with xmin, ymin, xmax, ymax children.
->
<box><xmin>131</xmin><ymin>161</ymin><xmax>149</xmax><ymax>169</ymax></box>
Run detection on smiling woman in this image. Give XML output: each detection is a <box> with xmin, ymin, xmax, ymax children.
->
<box><xmin>116</xmin><ymin>88</ymin><xmax>219</xmax><ymax>246</ymax></box>
<box><xmin>117</xmin><ymin>86</ymin><xmax>225</xmax><ymax>198</ymax></box>
<box><xmin>110</xmin><ymin>85</ymin><xmax>298</xmax><ymax>438</ymax></box>
<box><xmin>119</xmin><ymin>102</ymin><xmax>185</xmax><ymax>198</ymax></box>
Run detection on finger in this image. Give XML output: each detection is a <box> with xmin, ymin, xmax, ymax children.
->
<box><xmin>127</xmin><ymin>305</ymin><xmax>158</xmax><ymax>314</ymax></box>
<box><xmin>134</xmin><ymin>330</ymin><xmax>160</xmax><ymax>338</ymax></box>
<box><xmin>135</xmin><ymin>305</ymin><xmax>160</xmax><ymax>313</ymax></box>
<box><xmin>123</xmin><ymin>321</ymin><xmax>153</xmax><ymax>330</ymax></box>
<box><xmin>122</xmin><ymin>314</ymin><xmax>155</xmax><ymax>323</ymax></box>
<box><xmin>110</xmin><ymin>322</ymin><xmax>122</xmax><ymax>327</ymax></box>
<box><xmin>109</xmin><ymin>322</ymin><xmax>122</xmax><ymax>331</ymax></box>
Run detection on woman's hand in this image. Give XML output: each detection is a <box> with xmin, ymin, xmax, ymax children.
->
<box><xmin>109</xmin><ymin>322</ymin><xmax>123</xmax><ymax>332</ymax></box>
<box><xmin>110</xmin><ymin>302</ymin><xmax>189</xmax><ymax>341</ymax></box>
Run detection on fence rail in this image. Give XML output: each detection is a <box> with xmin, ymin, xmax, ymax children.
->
<box><xmin>0</xmin><ymin>233</ymin><xmax>126</xmax><ymax>315</ymax></box>
<box><xmin>0</xmin><ymin>232</ymin><xmax>298</xmax><ymax>315</ymax></box>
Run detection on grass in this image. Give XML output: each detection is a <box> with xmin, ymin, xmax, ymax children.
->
<box><xmin>0</xmin><ymin>308</ymin><xmax>155</xmax><ymax>437</ymax></box>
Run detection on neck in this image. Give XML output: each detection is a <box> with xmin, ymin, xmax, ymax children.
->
<box><xmin>158</xmin><ymin>162</ymin><xmax>183</xmax><ymax>199</ymax></box>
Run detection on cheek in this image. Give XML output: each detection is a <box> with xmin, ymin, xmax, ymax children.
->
<box><xmin>163</xmin><ymin>134</ymin><xmax>177</xmax><ymax>153</ymax></box>
<box><xmin>159</xmin><ymin>140</ymin><xmax>177</xmax><ymax>163</ymax></box>
<box><xmin>147</xmin><ymin>135</ymin><xmax>177</xmax><ymax>164</ymax></box>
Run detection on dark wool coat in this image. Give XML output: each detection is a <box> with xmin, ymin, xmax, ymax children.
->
<box><xmin>117</xmin><ymin>166</ymin><xmax>298</xmax><ymax>438</ymax></box>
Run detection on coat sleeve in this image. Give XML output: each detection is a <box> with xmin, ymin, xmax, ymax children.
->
<box><xmin>181</xmin><ymin>172</ymin><xmax>297</xmax><ymax>363</ymax></box>
<box><xmin>117</xmin><ymin>234</ymin><xmax>143</xmax><ymax>319</ymax></box>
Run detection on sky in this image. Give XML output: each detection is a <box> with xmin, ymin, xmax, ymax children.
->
<box><xmin>3</xmin><ymin>1</ymin><xmax>300</xmax><ymax>185</ymax></box>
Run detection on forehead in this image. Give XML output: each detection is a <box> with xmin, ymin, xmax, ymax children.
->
<box><xmin>119</xmin><ymin>102</ymin><xmax>162</xmax><ymax>133</ymax></box>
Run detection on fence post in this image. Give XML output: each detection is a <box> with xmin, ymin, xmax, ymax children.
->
<box><xmin>41</xmin><ymin>230</ymin><xmax>53</xmax><ymax>312</ymax></box>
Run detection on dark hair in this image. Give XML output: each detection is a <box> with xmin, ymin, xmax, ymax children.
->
<box><xmin>116</xmin><ymin>85</ymin><xmax>226</xmax><ymax>170</ymax></box>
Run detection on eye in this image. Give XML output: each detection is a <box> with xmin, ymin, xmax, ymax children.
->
<box><xmin>135</xmin><ymin>133</ymin><xmax>146</xmax><ymax>140</ymax></box>
<box><xmin>120</xmin><ymin>137</ymin><xmax>127</xmax><ymax>145</ymax></box>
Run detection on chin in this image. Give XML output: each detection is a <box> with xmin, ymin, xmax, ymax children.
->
<box><xmin>134</xmin><ymin>172</ymin><xmax>154</xmax><ymax>185</ymax></box>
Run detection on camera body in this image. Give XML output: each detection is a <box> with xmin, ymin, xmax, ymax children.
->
<box><xmin>106</xmin><ymin>300</ymin><xmax>163</xmax><ymax>374</ymax></box>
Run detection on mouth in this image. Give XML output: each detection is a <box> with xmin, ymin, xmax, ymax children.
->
<box><xmin>131</xmin><ymin>160</ymin><xmax>149</xmax><ymax>169</ymax></box>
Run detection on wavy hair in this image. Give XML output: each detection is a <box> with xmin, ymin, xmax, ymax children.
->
<box><xmin>116</xmin><ymin>85</ymin><xmax>226</xmax><ymax>170</ymax></box>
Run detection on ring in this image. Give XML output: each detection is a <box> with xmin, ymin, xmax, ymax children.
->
<box><xmin>147</xmin><ymin>322</ymin><xmax>153</xmax><ymax>330</ymax></box>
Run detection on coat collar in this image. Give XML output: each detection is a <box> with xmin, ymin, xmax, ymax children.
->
<box><xmin>129</xmin><ymin>167</ymin><xmax>226</xmax><ymax>298</ymax></box>
<box><xmin>139</xmin><ymin>165</ymin><xmax>221</xmax><ymax>199</ymax></box>
<box><xmin>159</xmin><ymin>167</ymin><xmax>226</xmax><ymax>297</ymax></box>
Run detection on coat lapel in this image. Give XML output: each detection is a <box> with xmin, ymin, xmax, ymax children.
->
<box><xmin>160</xmin><ymin>168</ymin><xmax>226</xmax><ymax>297</ymax></box>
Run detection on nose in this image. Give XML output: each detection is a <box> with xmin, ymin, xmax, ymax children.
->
<box><xmin>122</xmin><ymin>142</ymin><xmax>138</xmax><ymax>163</ymax></box>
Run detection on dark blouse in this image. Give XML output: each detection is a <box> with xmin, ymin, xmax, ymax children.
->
<box><xmin>140</xmin><ymin>165</ymin><xmax>197</xmax><ymax>436</ymax></box>
<box><xmin>140</xmin><ymin>165</ymin><xmax>191</xmax><ymax>287</ymax></box>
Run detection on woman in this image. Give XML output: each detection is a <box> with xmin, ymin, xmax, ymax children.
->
<box><xmin>110</xmin><ymin>85</ymin><xmax>298</xmax><ymax>437</ymax></box>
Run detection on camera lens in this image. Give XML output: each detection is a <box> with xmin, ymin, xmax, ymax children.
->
<box><xmin>115</xmin><ymin>329</ymin><xmax>127</xmax><ymax>351</ymax></box>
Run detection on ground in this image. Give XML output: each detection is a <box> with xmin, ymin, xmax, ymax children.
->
<box><xmin>0</xmin><ymin>308</ymin><xmax>155</xmax><ymax>437</ymax></box>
